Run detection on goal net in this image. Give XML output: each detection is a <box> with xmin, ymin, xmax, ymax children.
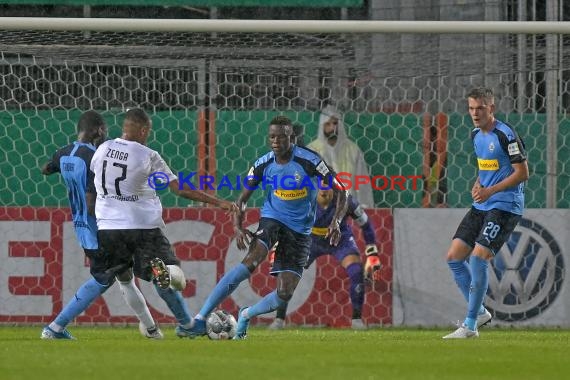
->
<box><xmin>1</xmin><ymin>21</ymin><xmax>568</xmax><ymax>328</ymax></box>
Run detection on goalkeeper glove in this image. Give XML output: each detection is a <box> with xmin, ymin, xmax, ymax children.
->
<box><xmin>364</xmin><ymin>244</ymin><xmax>382</xmax><ymax>283</ymax></box>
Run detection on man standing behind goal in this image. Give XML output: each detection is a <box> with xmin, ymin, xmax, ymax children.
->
<box><xmin>91</xmin><ymin>108</ymin><xmax>238</xmax><ymax>336</ymax></box>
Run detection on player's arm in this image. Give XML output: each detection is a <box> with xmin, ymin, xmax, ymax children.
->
<box><xmin>327</xmin><ymin>175</ymin><xmax>348</xmax><ymax>246</ymax></box>
<box><xmin>349</xmin><ymin>197</ymin><xmax>381</xmax><ymax>282</ymax></box>
<box><xmin>168</xmin><ymin>180</ymin><xmax>236</xmax><ymax>211</ymax></box>
<box><xmin>233</xmin><ymin>166</ymin><xmax>262</xmax><ymax>250</ymax></box>
<box><xmin>41</xmin><ymin>151</ymin><xmax>61</xmax><ymax>175</ymax></box>
<box><xmin>86</xmin><ymin>168</ymin><xmax>97</xmax><ymax>216</ymax></box>
<box><xmin>152</xmin><ymin>151</ymin><xmax>237</xmax><ymax>211</ymax></box>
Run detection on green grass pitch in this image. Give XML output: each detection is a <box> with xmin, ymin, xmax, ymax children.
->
<box><xmin>2</xmin><ymin>326</ymin><xmax>570</xmax><ymax>380</ymax></box>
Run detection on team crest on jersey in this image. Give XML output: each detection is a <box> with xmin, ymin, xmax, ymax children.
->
<box><xmin>488</xmin><ymin>142</ymin><xmax>495</xmax><ymax>152</ymax></box>
<box><xmin>294</xmin><ymin>171</ymin><xmax>302</xmax><ymax>184</ymax></box>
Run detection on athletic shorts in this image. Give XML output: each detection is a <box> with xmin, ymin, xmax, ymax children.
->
<box><xmin>453</xmin><ymin>207</ymin><xmax>522</xmax><ymax>255</ymax></box>
<box><xmin>305</xmin><ymin>235</ymin><xmax>360</xmax><ymax>269</ymax></box>
<box><xmin>98</xmin><ymin>228</ymin><xmax>180</xmax><ymax>282</ymax></box>
<box><xmin>84</xmin><ymin>248</ymin><xmax>115</xmax><ymax>286</ymax></box>
<box><xmin>255</xmin><ymin>217</ymin><xmax>312</xmax><ymax>277</ymax></box>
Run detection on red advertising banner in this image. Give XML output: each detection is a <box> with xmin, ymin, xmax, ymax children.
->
<box><xmin>0</xmin><ymin>207</ymin><xmax>392</xmax><ymax>327</ymax></box>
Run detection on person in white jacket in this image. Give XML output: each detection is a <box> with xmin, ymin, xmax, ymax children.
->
<box><xmin>308</xmin><ymin>105</ymin><xmax>374</xmax><ymax>208</ymax></box>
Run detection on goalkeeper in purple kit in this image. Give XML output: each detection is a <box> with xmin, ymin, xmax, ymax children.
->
<box><xmin>268</xmin><ymin>183</ymin><xmax>382</xmax><ymax>330</ymax></box>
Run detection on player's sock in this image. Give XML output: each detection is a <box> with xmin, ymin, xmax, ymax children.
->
<box><xmin>51</xmin><ymin>277</ymin><xmax>107</xmax><ymax>331</ymax></box>
<box><xmin>119</xmin><ymin>278</ymin><xmax>155</xmax><ymax>329</ymax></box>
<box><xmin>275</xmin><ymin>304</ymin><xmax>288</xmax><ymax>320</ymax></box>
<box><xmin>246</xmin><ymin>290</ymin><xmax>287</xmax><ymax>318</ymax></box>
<box><xmin>448</xmin><ymin>259</ymin><xmax>471</xmax><ymax>302</ymax></box>
<box><xmin>197</xmin><ymin>263</ymin><xmax>250</xmax><ymax>318</ymax></box>
<box><xmin>346</xmin><ymin>262</ymin><xmax>365</xmax><ymax>313</ymax></box>
<box><xmin>154</xmin><ymin>284</ymin><xmax>192</xmax><ymax>327</ymax></box>
<box><xmin>464</xmin><ymin>255</ymin><xmax>489</xmax><ymax>331</ymax></box>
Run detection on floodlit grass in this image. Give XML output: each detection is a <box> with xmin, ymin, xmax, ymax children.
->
<box><xmin>2</xmin><ymin>326</ymin><xmax>570</xmax><ymax>380</ymax></box>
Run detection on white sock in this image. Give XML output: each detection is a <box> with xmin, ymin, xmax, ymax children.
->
<box><xmin>118</xmin><ymin>278</ymin><xmax>155</xmax><ymax>329</ymax></box>
<box><xmin>48</xmin><ymin>322</ymin><xmax>63</xmax><ymax>332</ymax></box>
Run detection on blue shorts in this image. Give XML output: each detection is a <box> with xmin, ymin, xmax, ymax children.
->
<box><xmin>453</xmin><ymin>207</ymin><xmax>522</xmax><ymax>255</ymax></box>
<box><xmin>305</xmin><ymin>235</ymin><xmax>360</xmax><ymax>268</ymax></box>
<box><xmin>256</xmin><ymin>217</ymin><xmax>312</xmax><ymax>277</ymax></box>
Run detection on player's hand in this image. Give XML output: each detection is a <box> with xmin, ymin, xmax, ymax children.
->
<box><xmin>221</xmin><ymin>201</ymin><xmax>240</xmax><ymax>215</ymax></box>
<box><xmin>472</xmin><ymin>186</ymin><xmax>493</xmax><ymax>203</ymax></box>
<box><xmin>364</xmin><ymin>245</ymin><xmax>382</xmax><ymax>283</ymax></box>
<box><xmin>326</xmin><ymin>219</ymin><xmax>341</xmax><ymax>246</ymax></box>
<box><xmin>235</xmin><ymin>228</ymin><xmax>254</xmax><ymax>250</ymax></box>
<box><xmin>268</xmin><ymin>249</ymin><xmax>276</xmax><ymax>265</ymax></box>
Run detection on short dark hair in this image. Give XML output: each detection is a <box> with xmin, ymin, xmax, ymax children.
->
<box><xmin>467</xmin><ymin>87</ymin><xmax>494</xmax><ymax>104</ymax></box>
<box><xmin>270</xmin><ymin>115</ymin><xmax>292</xmax><ymax>127</ymax></box>
<box><xmin>269</xmin><ymin>115</ymin><xmax>293</xmax><ymax>135</ymax></box>
<box><xmin>124</xmin><ymin>108</ymin><xmax>151</xmax><ymax>128</ymax></box>
<box><xmin>77</xmin><ymin>110</ymin><xmax>105</xmax><ymax>133</ymax></box>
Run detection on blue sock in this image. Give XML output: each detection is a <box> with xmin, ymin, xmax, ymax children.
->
<box><xmin>245</xmin><ymin>290</ymin><xmax>287</xmax><ymax>319</ymax></box>
<box><xmin>346</xmin><ymin>263</ymin><xmax>364</xmax><ymax>316</ymax></box>
<box><xmin>154</xmin><ymin>284</ymin><xmax>191</xmax><ymax>325</ymax></box>
<box><xmin>464</xmin><ymin>255</ymin><xmax>489</xmax><ymax>330</ymax></box>
<box><xmin>54</xmin><ymin>278</ymin><xmax>107</xmax><ymax>327</ymax></box>
<box><xmin>198</xmin><ymin>263</ymin><xmax>250</xmax><ymax>318</ymax></box>
<box><xmin>449</xmin><ymin>259</ymin><xmax>486</xmax><ymax>315</ymax></box>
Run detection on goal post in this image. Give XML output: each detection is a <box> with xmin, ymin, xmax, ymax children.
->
<box><xmin>0</xmin><ymin>18</ymin><xmax>568</xmax><ymax>327</ymax></box>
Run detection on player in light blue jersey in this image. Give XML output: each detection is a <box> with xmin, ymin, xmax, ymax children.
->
<box><xmin>268</xmin><ymin>186</ymin><xmax>381</xmax><ymax>330</ymax></box>
<box><xmin>188</xmin><ymin>115</ymin><xmax>348</xmax><ymax>339</ymax></box>
<box><xmin>443</xmin><ymin>87</ymin><xmax>529</xmax><ymax>339</ymax></box>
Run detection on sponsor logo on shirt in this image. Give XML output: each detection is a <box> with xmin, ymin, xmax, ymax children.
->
<box><xmin>273</xmin><ymin>188</ymin><xmax>308</xmax><ymax>200</ymax></box>
<box><xmin>477</xmin><ymin>158</ymin><xmax>499</xmax><ymax>170</ymax></box>
<box><xmin>311</xmin><ymin>226</ymin><xmax>329</xmax><ymax>236</ymax></box>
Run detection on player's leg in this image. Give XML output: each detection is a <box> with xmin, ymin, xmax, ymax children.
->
<box><xmin>41</xmin><ymin>248</ymin><xmax>112</xmax><ymax>340</ymax></box>
<box><xmin>190</xmin><ymin>218</ymin><xmax>278</xmax><ymax>337</ymax></box>
<box><xmin>339</xmin><ymin>251</ymin><xmax>366</xmax><ymax>330</ymax></box>
<box><xmin>134</xmin><ymin>228</ymin><xmax>192</xmax><ymax>337</ymax></box>
<box><xmin>267</xmin><ymin>244</ymin><xmax>288</xmax><ymax>329</ymax></box>
<box><xmin>101</xmin><ymin>229</ymin><xmax>163</xmax><ymax>339</ymax></box>
<box><xmin>235</xmin><ymin>228</ymin><xmax>311</xmax><ymax>339</ymax></box>
<box><xmin>444</xmin><ymin>209</ymin><xmax>521</xmax><ymax>339</ymax></box>
<box><xmin>446</xmin><ymin>208</ymin><xmax>481</xmax><ymax>302</ymax></box>
<box><xmin>464</xmin><ymin>210</ymin><xmax>521</xmax><ymax>330</ymax></box>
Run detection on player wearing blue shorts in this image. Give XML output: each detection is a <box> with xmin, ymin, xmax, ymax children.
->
<box><xmin>188</xmin><ymin>115</ymin><xmax>348</xmax><ymax>339</ymax></box>
<box><xmin>268</xmin><ymin>186</ymin><xmax>381</xmax><ymax>330</ymax></box>
<box><xmin>40</xmin><ymin>111</ymin><xmax>163</xmax><ymax>339</ymax></box>
<box><xmin>443</xmin><ymin>87</ymin><xmax>529</xmax><ymax>339</ymax></box>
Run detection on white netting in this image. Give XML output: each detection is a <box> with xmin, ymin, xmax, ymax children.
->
<box><xmin>0</xmin><ymin>24</ymin><xmax>568</xmax><ymax>327</ymax></box>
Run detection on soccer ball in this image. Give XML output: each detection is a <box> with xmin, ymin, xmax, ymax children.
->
<box><xmin>206</xmin><ymin>310</ymin><xmax>237</xmax><ymax>340</ymax></box>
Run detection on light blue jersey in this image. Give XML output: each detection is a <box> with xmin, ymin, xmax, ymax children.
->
<box><xmin>471</xmin><ymin>120</ymin><xmax>526</xmax><ymax>215</ymax></box>
<box><xmin>47</xmin><ymin>142</ymin><xmax>99</xmax><ymax>249</ymax></box>
<box><xmin>249</xmin><ymin>145</ymin><xmax>334</xmax><ymax>234</ymax></box>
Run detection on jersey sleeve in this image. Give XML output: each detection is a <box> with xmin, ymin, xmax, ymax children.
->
<box><xmin>498</xmin><ymin>127</ymin><xmax>527</xmax><ymax>164</ymax></box>
<box><xmin>44</xmin><ymin>149</ymin><xmax>62</xmax><ymax>174</ymax></box>
<box><xmin>150</xmin><ymin>151</ymin><xmax>177</xmax><ymax>182</ymax></box>
<box><xmin>348</xmin><ymin>195</ymin><xmax>376</xmax><ymax>245</ymax></box>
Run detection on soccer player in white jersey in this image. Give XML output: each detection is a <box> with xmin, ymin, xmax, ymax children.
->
<box><xmin>91</xmin><ymin>108</ymin><xmax>238</xmax><ymax>337</ymax></box>
<box><xmin>40</xmin><ymin>110</ymin><xmax>166</xmax><ymax>339</ymax></box>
